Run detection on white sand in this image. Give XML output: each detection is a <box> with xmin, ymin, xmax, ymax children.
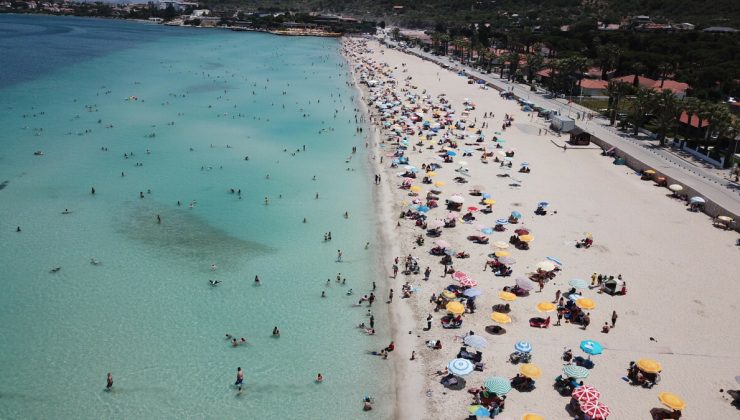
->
<box><xmin>344</xmin><ymin>38</ymin><xmax>740</xmax><ymax>420</ymax></box>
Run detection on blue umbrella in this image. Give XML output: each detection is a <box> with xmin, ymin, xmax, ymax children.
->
<box><xmin>409</xmin><ymin>204</ymin><xmax>420</xmax><ymax>211</ymax></box>
<box><xmin>580</xmin><ymin>340</ymin><xmax>603</xmax><ymax>356</ymax></box>
<box><xmin>476</xmin><ymin>79</ymin><xmax>485</xmax><ymax>84</ymax></box>
<box><xmin>480</xmin><ymin>227</ymin><xmax>494</xmax><ymax>235</ymax></box>
<box><xmin>521</xmin><ymin>162</ymin><xmax>529</xmax><ymax>166</ymax></box>
<box><xmin>482</xmin><ymin>193</ymin><xmax>492</xmax><ymax>199</ymax></box>
<box><xmin>474</xmin><ymin>406</ymin><xmax>490</xmax><ymax>417</ymax></box>
<box><xmin>514</xmin><ymin>341</ymin><xmax>532</xmax><ymax>353</ymax></box>
<box><xmin>447</xmin><ymin>151</ymin><xmax>457</xmax><ymax>156</ymax></box>
<box><xmin>463</xmin><ymin>288</ymin><xmax>482</xmax><ymax>297</ymax></box>
<box><xmin>417</xmin><ymin>205</ymin><xmax>430</xmax><ymax>213</ymax></box>
<box><xmin>448</xmin><ymin>358</ymin><xmax>475</xmax><ymax>375</ymax></box>
<box><xmin>569</xmin><ymin>278</ymin><xmax>588</xmax><ymax>289</ymax></box>
<box><xmin>511</xmin><ymin>211</ymin><xmax>522</xmax><ymax>219</ymax></box>
<box><xmin>538</xmin><ymin>201</ymin><xmax>549</xmax><ymax>208</ymax></box>
<box><xmin>496</xmin><ymin>218</ymin><xmax>509</xmax><ymax>225</ymax></box>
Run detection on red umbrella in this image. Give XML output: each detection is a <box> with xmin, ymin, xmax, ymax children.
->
<box><xmin>580</xmin><ymin>400</ymin><xmax>610</xmax><ymax>419</ymax></box>
<box><xmin>514</xmin><ymin>228</ymin><xmax>530</xmax><ymax>235</ymax></box>
<box><xmin>572</xmin><ymin>385</ymin><xmax>601</xmax><ymax>403</ymax></box>
<box><xmin>467</xmin><ymin>206</ymin><xmax>479</xmax><ymax>212</ymax></box>
<box><xmin>452</xmin><ymin>271</ymin><xmax>470</xmax><ymax>282</ymax></box>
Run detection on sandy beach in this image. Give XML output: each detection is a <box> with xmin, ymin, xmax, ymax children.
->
<box><xmin>344</xmin><ymin>37</ymin><xmax>740</xmax><ymax>419</ymax></box>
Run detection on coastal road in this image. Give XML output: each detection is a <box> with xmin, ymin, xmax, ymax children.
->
<box><xmin>386</xmin><ymin>41</ymin><xmax>740</xmax><ymax>218</ymax></box>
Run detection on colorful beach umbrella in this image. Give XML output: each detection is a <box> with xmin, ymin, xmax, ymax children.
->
<box><xmin>536</xmin><ymin>302</ymin><xmax>556</xmax><ymax>313</ymax></box>
<box><xmin>447</xmin><ymin>358</ymin><xmax>474</xmax><ymax>375</ymax></box>
<box><xmin>572</xmin><ymin>385</ymin><xmax>601</xmax><ymax>403</ymax></box>
<box><xmin>498</xmin><ymin>291</ymin><xmax>517</xmax><ymax>301</ymax></box>
<box><xmin>636</xmin><ymin>359</ymin><xmax>662</xmax><ymax>374</ymax></box>
<box><xmin>519</xmin><ymin>363</ymin><xmax>541</xmax><ymax>379</ymax></box>
<box><xmin>446</xmin><ymin>301</ymin><xmax>465</xmax><ymax>315</ymax></box>
<box><xmin>580</xmin><ymin>340</ymin><xmax>603</xmax><ymax>356</ymax></box>
<box><xmin>483</xmin><ymin>377</ymin><xmax>511</xmax><ymax>395</ymax></box>
<box><xmin>514</xmin><ymin>341</ymin><xmax>532</xmax><ymax>353</ymax></box>
<box><xmin>658</xmin><ymin>392</ymin><xmax>686</xmax><ymax>410</ymax></box>
<box><xmin>563</xmin><ymin>365</ymin><xmax>590</xmax><ymax>379</ymax></box>
<box><xmin>580</xmin><ymin>400</ymin><xmax>610</xmax><ymax>419</ymax></box>
<box><xmin>569</xmin><ymin>278</ymin><xmax>588</xmax><ymax>289</ymax></box>
<box><xmin>490</xmin><ymin>312</ymin><xmax>511</xmax><ymax>324</ymax></box>
<box><xmin>576</xmin><ymin>298</ymin><xmax>596</xmax><ymax>310</ymax></box>
<box><xmin>464</xmin><ymin>335</ymin><xmax>488</xmax><ymax>349</ymax></box>
<box><xmin>459</xmin><ymin>277</ymin><xmax>478</xmax><ymax>288</ymax></box>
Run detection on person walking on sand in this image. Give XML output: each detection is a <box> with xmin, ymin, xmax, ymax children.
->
<box><xmin>611</xmin><ymin>310</ymin><xmax>618</xmax><ymax>328</ymax></box>
<box><xmin>388</xmin><ymin>289</ymin><xmax>393</xmax><ymax>303</ymax></box>
<box><xmin>392</xmin><ymin>264</ymin><xmax>399</xmax><ymax>278</ymax></box>
<box><xmin>235</xmin><ymin>367</ymin><xmax>244</xmax><ymax>391</ymax></box>
<box><xmin>426</xmin><ymin>313</ymin><xmax>432</xmax><ymax>330</ymax></box>
<box><xmin>537</xmin><ymin>278</ymin><xmax>544</xmax><ymax>293</ymax></box>
<box><xmin>554</xmin><ymin>289</ymin><xmax>561</xmax><ymax>303</ymax></box>
<box><xmin>424</xmin><ymin>266</ymin><xmax>431</xmax><ymax>281</ymax></box>
<box><xmin>106</xmin><ymin>372</ymin><xmax>113</xmax><ymax>390</ymax></box>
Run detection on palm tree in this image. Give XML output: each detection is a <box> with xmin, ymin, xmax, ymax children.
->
<box><xmin>439</xmin><ymin>33</ymin><xmax>450</xmax><ymax>56</ymax></box>
<box><xmin>629</xmin><ymin>87</ymin><xmax>654</xmax><ymax>136</ymax></box>
<box><xmin>607</xmin><ymin>80</ymin><xmax>632</xmax><ymax>126</ymax></box>
<box><xmin>524</xmin><ymin>52</ymin><xmax>544</xmax><ymax>83</ymax></box>
<box><xmin>680</xmin><ymin>97</ymin><xmax>700</xmax><ymax>142</ymax></box>
<box><xmin>505</xmin><ymin>50</ymin><xmax>521</xmax><ymax>81</ymax></box>
<box><xmin>652</xmin><ymin>89</ymin><xmax>681</xmax><ymax>146</ymax></box>
<box><xmin>596</xmin><ymin>43</ymin><xmax>621</xmax><ymax>80</ymax></box>
<box><xmin>657</xmin><ymin>62</ymin><xmax>674</xmax><ymax>88</ymax></box>
<box><xmin>720</xmin><ymin>118</ymin><xmax>740</xmax><ymax>167</ymax></box>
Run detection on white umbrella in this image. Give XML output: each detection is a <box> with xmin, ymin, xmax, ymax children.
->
<box><xmin>536</xmin><ymin>261</ymin><xmax>556</xmax><ymax>272</ymax></box>
<box><xmin>448</xmin><ymin>195</ymin><xmax>465</xmax><ymax>204</ymax></box>
<box><xmin>447</xmin><ymin>358</ymin><xmax>475</xmax><ymax>375</ymax></box>
<box><xmin>668</xmin><ymin>184</ymin><xmax>683</xmax><ymax>192</ymax></box>
<box><xmin>464</xmin><ymin>335</ymin><xmax>488</xmax><ymax>349</ymax></box>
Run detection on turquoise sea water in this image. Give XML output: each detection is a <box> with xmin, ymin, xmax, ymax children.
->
<box><xmin>0</xmin><ymin>15</ymin><xmax>391</xmax><ymax>419</ymax></box>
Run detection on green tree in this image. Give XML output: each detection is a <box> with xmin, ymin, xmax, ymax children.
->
<box><xmin>524</xmin><ymin>52</ymin><xmax>544</xmax><ymax>83</ymax></box>
<box><xmin>596</xmin><ymin>43</ymin><xmax>621</xmax><ymax>80</ymax></box>
<box><xmin>652</xmin><ymin>89</ymin><xmax>681</xmax><ymax>146</ymax></box>
<box><xmin>629</xmin><ymin>87</ymin><xmax>655</xmax><ymax>136</ymax></box>
<box><xmin>607</xmin><ymin>80</ymin><xmax>632</xmax><ymax>126</ymax></box>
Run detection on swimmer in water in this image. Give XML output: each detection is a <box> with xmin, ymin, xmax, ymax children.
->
<box><xmin>254</xmin><ymin>275</ymin><xmax>260</xmax><ymax>284</ymax></box>
<box><xmin>210</xmin><ymin>264</ymin><xmax>217</xmax><ymax>271</ymax></box>
<box><xmin>209</xmin><ymin>280</ymin><xmax>221</xmax><ymax>286</ymax></box>
<box><xmin>316</xmin><ymin>373</ymin><xmax>323</xmax><ymax>383</ymax></box>
<box><xmin>346</xmin><ymin>288</ymin><xmax>353</xmax><ymax>295</ymax></box>
<box><xmin>272</xmin><ymin>326</ymin><xmax>280</xmax><ymax>337</ymax></box>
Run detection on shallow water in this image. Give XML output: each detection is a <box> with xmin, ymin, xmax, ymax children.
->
<box><xmin>0</xmin><ymin>15</ymin><xmax>391</xmax><ymax>419</ymax></box>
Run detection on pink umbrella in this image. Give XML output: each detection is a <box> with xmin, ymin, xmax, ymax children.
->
<box><xmin>581</xmin><ymin>400</ymin><xmax>611</xmax><ymax>419</ymax></box>
<box><xmin>515</xmin><ymin>277</ymin><xmax>533</xmax><ymax>291</ymax></box>
<box><xmin>459</xmin><ymin>277</ymin><xmax>478</xmax><ymax>287</ymax></box>
<box><xmin>452</xmin><ymin>271</ymin><xmax>470</xmax><ymax>282</ymax></box>
<box><xmin>572</xmin><ymin>385</ymin><xmax>601</xmax><ymax>403</ymax></box>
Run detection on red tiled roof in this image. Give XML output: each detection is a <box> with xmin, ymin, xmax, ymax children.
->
<box><xmin>580</xmin><ymin>79</ymin><xmax>608</xmax><ymax>89</ymax></box>
<box><xmin>653</xmin><ymin>79</ymin><xmax>689</xmax><ymax>94</ymax></box>
<box><xmin>679</xmin><ymin>111</ymin><xmax>710</xmax><ymax>128</ymax></box>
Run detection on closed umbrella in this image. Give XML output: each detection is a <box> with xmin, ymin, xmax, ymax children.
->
<box><xmin>516</xmin><ymin>277</ymin><xmax>534</xmax><ymax>291</ymax></box>
<box><xmin>514</xmin><ymin>341</ymin><xmax>532</xmax><ymax>353</ymax></box>
<box><xmin>498</xmin><ymin>291</ymin><xmax>517</xmax><ymax>301</ymax></box>
<box><xmin>658</xmin><ymin>392</ymin><xmax>686</xmax><ymax>410</ymax></box>
<box><xmin>576</xmin><ymin>298</ymin><xmax>596</xmax><ymax>310</ymax></box>
<box><xmin>463</xmin><ymin>288</ymin><xmax>482</xmax><ymax>297</ymax></box>
<box><xmin>446</xmin><ymin>301</ymin><xmax>465</xmax><ymax>315</ymax></box>
<box><xmin>563</xmin><ymin>365</ymin><xmax>590</xmax><ymax>379</ymax></box>
<box><xmin>464</xmin><ymin>335</ymin><xmax>488</xmax><ymax>349</ymax></box>
<box><xmin>536</xmin><ymin>302</ymin><xmax>556</xmax><ymax>313</ymax></box>
<box><xmin>569</xmin><ymin>278</ymin><xmax>588</xmax><ymax>289</ymax></box>
<box><xmin>490</xmin><ymin>312</ymin><xmax>511</xmax><ymax>324</ymax></box>
<box><xmin>448</xmin><ymin>358</ymin><xmax>474</xmax><ymax>375</ymax></box>
<box><xmin>580</xmin><ymin>340</ymin><xmax>603</xmax><ymax>356</ymax></box>
<box><xmin>483</xmin><ymin>377</ymin><xmax>511</xmax><ymax>395</ymax></box>
<box><xmin>572</xmin><ymin>385</ymin><xmax>601</xmax><ymax>403</ymax></box>
<box><xmin>580</xmin><ymin>400</ymin><xmax>610</xmax><ymax>419</ymax></box>
<box><xmin>636</xmin><ymin>359</ymin><xmax>662</xmax><ymax>373</ymax></box>
<box><xmin>519</xmin><ymin>363</ymin><xmax>541</xmax><ymax>379</ymax></box>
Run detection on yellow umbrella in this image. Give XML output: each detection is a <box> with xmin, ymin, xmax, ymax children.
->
<box><xmin>658</xmin><ymin>392</ymin><xmax>686</xmax><ymax>410</ymax></box>
<box><xmin>576</xmin><ymin>298</ymin><xmax>596</xmax><ymax>310</ymax></box>
<box><xmin>495</xmin><ymin>250</ymin><xmax>511</xmax><ymax>257</ymax></box>
<box><xmin>490</xmin><ymin>312</ymin><xmax>511</xmax><ymax>324</ymax></box>
<box><xmin>519</xmin><ymin>363</ymin><xmax>542</xmax><ymax>379</ymax></box>
<box><xmin>536</xmin><ymin>302</ymin><xmax>556</xmax><ymax>313</ymax></box>
<box><xmin>434</xmin><ymin>181</ymin><xmax>445</xmax><ymax>187</ymax></box>
<box><xmin>518</xmin><ymin>234</ymin><xmax>534</xmax><ymax>242</ymax></box>
<box><xmin>442</xmin><ymin>290</ymin><xmax>456</xmax><ymax>299</ymax></box>
<box><xmin>521</xmin><ymin>414</ymin><xmax>544</xmax><ymax>420</ymax></box>
<box><xmin>636</xmin><ymin>359</ymin><xmax>662</xmax><ymax>374</ymax></box>
<box><xmin>644</xmin><ymin>169</ymin><xmax>656</xmax><ymax>174</ymax></box>
<box><xmin>446</xmin><ymin>301</ymin><xmax>465</xmax><ymax>315</ymax></box>
<box><xmin>410</xmin><ymin>185</ymin><xmax>422</xmax><ymax>193</ymax></box>
<box><xmin>498</xmin><ymin>291</ymin><xmax>517</xmax><ymax>301</ymax></box>
<box><xmin>483</xmin><ymin>198</ymin><xmax>495</xmax><ymax>205</ymax></box>
<box><xmin>426</xmin><ymin>171</ymin><xmax>437</xmax><ymax>177</ymax></box>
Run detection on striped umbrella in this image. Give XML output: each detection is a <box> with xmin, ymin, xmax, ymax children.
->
<box><xmin>464</xmin><ymin>335</ymin><xmax>488</xmax><ymax>349</ymax></box>
<box><xmin>580</xmin><ymin>400</ymin><xmax>611</xmax><ymax>419</ymax></box>
<box><xmin>569</xmin><ymin>278</ymin><xmax>588</xmax><ymax>289</ymax></box>
<box><xmin>572</xmin><ymin>385</ymin><xmax>601</xmax><ymax>403</ymax></box>
<box><xmin>459</xmin><ymin>277</ymin><xmax>478</xmax><ymax>287</ymax></box>
<box><xmin>483</xmin><ymin>377</ymin><xmax>511</xmax><ymax>395</ymax></box>
<box><xmin>514</xmin><ymin>341</ymin><xmax>532</xmax><ymax>353</ymax></box>
<box><xmin>562</xmin><ymin>365</ymin><xmax>590</xmax><ymax>379</ymax></box>
<box><xmin>447</xmin><ymin>358</ymin><xmax>474</xmax><ymax>376</ymax></box>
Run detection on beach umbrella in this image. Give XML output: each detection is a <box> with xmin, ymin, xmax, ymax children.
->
<box><xmin>519</xmin><ymin>363</ymin><xmax>542</xmax><ymax>379</ymax></box>
<box><xmin>511</xmin><ymin>211</ymin><xmax>522</xmax><ymax>219</ymax></box>
<box><xmin>514</xmin><ymin>341</ymin><xmax>532</xmax><ymax>353</ymax></box>
<box><xmin>447</xmin><ymin>150</ymin><xmax>457</xmax><ymax>156</ymax></box>
<box><xmin>718</xmin><ymin>215</ymin><xmax>733</xmax><ymax>222</ymax></box>
<box><xmin>518</xmin><ymin>234</ymin><xmax>534</xmax><ymax>242</ymax></box>
<box><xmin>580</xmin><ymin>340</ymin><xmax>603</xmax><ymax>356</ymax></box>
<box><xmin>563</xmin><ymin>365</ymin><xmax>590</xmax><ymax>379</ymax></box>
<box><xmin>496</xmin><ymin>218</ymin><xmax>510</xmax><ymax>225</ymax></box>
<box><xmin>458</xmin><ymin>160</ymin><xmax>469</xmax><ymax>166</ymax></box>
<box><xmin>572</xmin><ymin>385</ymin><xmax>601</xmax><ymax>403</ymax></box>
<box><xmin>442</xmin><ymin>290</ymin><xmax>456</xmax><ymax>299</ymax></box>
<box><xmin>636</xmin><ymin>359</ymin><xmax>662</xmax><ymax>374</ymax></box>
<box><xmin>490</xmin><ymin>312</ymin><xmax>512</xmax><ymax>324</ymax></box>
<box><xmin>689</xmin><ymin>196</ymin><xmax>705</xmax><ymax>204</ymax></box>
<box><xmin>459</xmin><ymin>277</ymin><xmax>478</xmax><ymax>288</ymax></box>
<box><xmin>521</xmin><ymin>415</ymin><xmax>543</xmax><ymax>420</ymax></box>
<box><xmin>447</xmin><ymin>358</ymin><xmax>475</xmax><ymax>376</ymax></box>
<box><xmin>498</xmin><ymin>291</ymin><xmax>517</xmax><ymax>301</ymax></box>
<box><xmin>410</xmin><ymin>185</ymin><xmax>422</xmax><ymax>193</ymax></box>
<box><xmin>482</xmin><ymin>193</ymin><xmax>492</xmax><ymax>199</ymax></box>
<box><xmin>576</xmin><ymin>298</ymin><xmax>596</xmax><ymax>310</ymax></box>
<box><xmin>434</xmin><ymin>181</ymin><xmax>445</xmax><ymax>188</ymax></box>
<box><xmin>463</xmin><ymin>288</ymin><xmax>482</xmax><ymax>297</ymax></box>
<box><xmin>493</xmin><ymin>241</ymin><xmax>509</xmax><ymax>249</ymax></box>
<box><xmin>417</xmin><ymin>205</ymin><xmax>430</xmax><ymax>213</ymax></box>
<box><xmin>448</xmin><ymin>195</ymin><xmax>465</xmax><ymax>204</ymax></box>
<box><xmin>426</xmin><ymin>171</ymin><xmax>437</xmax><ymax>177</ymax></box>
<box><xmin>537</xmin><ymin>201</ymin><xmax>549</xmax><ymax>208</ymax></box>
<box><xmin>452</xmin><ymin>271</ymin><xmax>470</xmax><ymax>281</ymax></box>
<box><xmin>495</xmin><ymin>250</ymin><xmax>511</xmax><ymax>258</ymax></box>
<box><xmin>498</xmin><ymin>256</ymin><xmax>516</xmax><ymax>265</ymax></box>
<box><xmin>515</xmin><ymin>277</ymin><xmax>534</xmax><ymax>291</ymax></box>
<box><xmin>435</xmin><ymin>239</ymin><xmax>451</xmax><ymax>248</ymax></box>
<box><xmin>580</xmin><ymin>400</ymin><xmax>610</xmax><ymax>419</ymax></box>
<box><xmin>468</xmin><ymin>206</ymin><xmax>479</xmax><ymax>212</ymax></box>
<box><xmin>483</xmin><ymin>377</ymin><xmax>511</xmax><ymax>395</ymax></box>
<box><xmin>643</xmin><ymin>169</ymin><xmax>656</xmax><ymax>175</ymax></box>
<box><xmin>483</xmin><ymin>198</ymin><xmax>496</xmax><ymax>205</ymax></box>
<box><xmin>569</xmin><ymin>278</ymin><xmax>588</xmax><ymax>289</ymax></box>
<box><xmin>668</xmin><ymin>184</ymin><xmax>683</xmax><ymax>192</ymax></box>
<box><xmin>536</xmin><ymin>261</ymin><xmax>556</xmax><ymax>272</ymax></box>
<box><xmin>446</xmin><ymin>301</ymin><xmax>465</xmax><ymax>315</ymax></box>
<box><xmin>480</xmin><ymin>227</ymin><xmax>494</xmax><ymax>235</ymax></box>
<box><xmin>514</xmin><ymin>228</ymin><xmax>530</xmax><ymax>235</ymax></box>
<box><xmin>658</xmin><ymin>392</ymin><xmax>686</xmax><ymax>410</ymax></box>
<box><xmin>536</xmin><ymin>302</ymin><xmax>556</xmax><ymax>313</ymax></box>
<box><xmin>464</xmin><ymin>335</ymin><xmax>488</xmax><ymax>349</ymax></box>
<box><xmin>467</xmin><ymin>405</ymin><xmax>490</xmax><ymax>417</ymax></box>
